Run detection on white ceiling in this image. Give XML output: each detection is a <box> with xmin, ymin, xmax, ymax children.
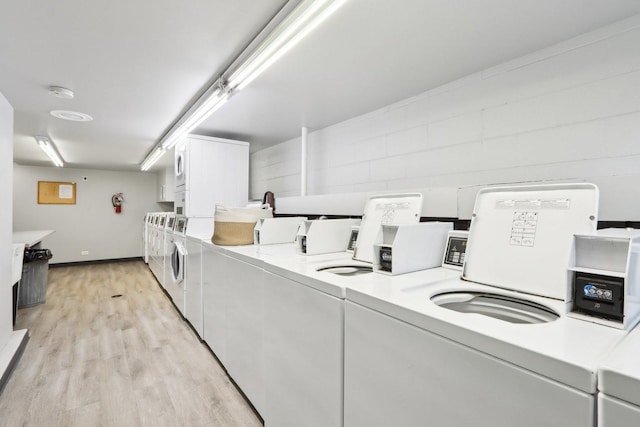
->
<box><xmin>3</xmin><ymin>0</ymin><xmax>640</xmax><ymax>172</ymax></box>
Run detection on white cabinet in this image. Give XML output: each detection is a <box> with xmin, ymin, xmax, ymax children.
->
<box><xmin>174</xmin><ymin>135</ymin><xmax>249</xmax><ymax>216</ymax></box>
<box><xmin>344</xmin><ymin>301</ymin><xmax>593</xmax><ymax>427</ymax></box>
<box><xmin>157</xmin><ymin>167</ymin><xmax>174</xmax><ymax>202</ymax></box>
<box><xmin>263</xmin><ymin>270</ymin><xmax>344</xmax><ymax>427</ymax></box>
<box><xmin>225</xmin><ymin>255</ymin><xmax>265</xmax><ymax>415</ymax></box>
<box><xmin>202</xmin><ymin>244</ymin><xmax>228</xmax><ymax>365</ymax></box>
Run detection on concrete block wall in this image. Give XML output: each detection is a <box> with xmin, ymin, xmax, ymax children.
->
<box><xmin>250</xmin><ymin>15</ymin><xmax>640</xmax><ymax>217</ymax></box>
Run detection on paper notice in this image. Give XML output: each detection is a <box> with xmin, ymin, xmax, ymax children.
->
<box><xmin>59</xmin><ymin>184</ymin><xmax>73</xmax><ymax>199</ymax></box>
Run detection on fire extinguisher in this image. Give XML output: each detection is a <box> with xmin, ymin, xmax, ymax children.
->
<box><xmin>112</xmin><ymin>193</ymin><xmax>124</xmax><ymax>214</ymax></box>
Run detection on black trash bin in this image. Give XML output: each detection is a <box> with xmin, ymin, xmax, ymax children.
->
<box><xmin>18</xmin><ymin>248</ymin><xmax>53</xmax><ymax>308</ymax></box>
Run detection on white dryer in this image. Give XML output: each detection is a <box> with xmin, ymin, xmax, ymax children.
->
<box><xmin>343</xmin><ymin>184</ymin><xmax>629</xmax><ymax>427</ymax></box>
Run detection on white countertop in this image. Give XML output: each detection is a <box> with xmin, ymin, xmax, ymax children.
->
<box><xmin>12</xmin><ymin>230</ymin><xmax>55</xmax><ymax>248</ymax></box>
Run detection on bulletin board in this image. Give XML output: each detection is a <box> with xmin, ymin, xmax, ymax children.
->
<box><xmin>37</xmin><ymin>181</ymin><xmax>76</xmax><ymax>204</ymax></box>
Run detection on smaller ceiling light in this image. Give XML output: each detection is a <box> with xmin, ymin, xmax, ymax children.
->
<box><xmin>34</xmin><ymin>135</ymin><xmax>64</xmax><ymax>167</ymax></box>
<box><xmin>50</xmin><ymin>110</ymin><xmax>93</xmax><ymax>122</ymax></box>
<box><xmin>48</xmin><ymin>86</ymin><xmax>75</xmax><ymax>99</ymax></box>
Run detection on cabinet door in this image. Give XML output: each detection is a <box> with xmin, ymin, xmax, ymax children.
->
<box><xmin>345</xmin><ymin>302</ymin><xmax>593</xmax><ymax>427</ymax></box>
<box><xmin>225</xmin><ymin>256</ymin><xmax>264</xmax><ymax>415</ymax></box>
<box><xmin>202</xmin><ymin>246</ymin><xmax>228</xmax><ymax>364</ymax></box>
<box><xmin>157</xmin><ymin>167</ymin><xmax>175</xmax><ymax>202</ymax></box>
<box><xmin>263</xmin><ymin>271</ymin><xmax>344</xmax><ymax>427</ymax></box>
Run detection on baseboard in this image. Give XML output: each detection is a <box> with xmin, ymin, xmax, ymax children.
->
<box><xmin>50</xmin><ymin>257</ymin><xmax>143</xmax><ymax>268</ymax></box>
<box><xmin>0</xmin><ymin>329</ymin><xmax>29</xmax><ymax>396</ymax></box>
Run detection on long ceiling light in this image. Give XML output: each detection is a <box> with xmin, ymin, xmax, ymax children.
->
<box><xmin>160</xmin><ymin>84</ymin><xmax>231</xmax><ymax>151</ymax></box>
<box><xmin>35</xmin><ymin>135</ymin><xmax>64</xmax><ymax>167</ymax></box>
<box><xmin>141</xmin><ymin>146</ymin><xmax>166</xmax><ymax>171</ymax></box>
<box><xmin>227</xmin><ymin>0</ymin><xmax>347</xmax><ymax>91</ymax></box>
<box><xmin>140</xmin><ymin>0</ymin><xmax>348</xmax><ymax>171</ymax></box>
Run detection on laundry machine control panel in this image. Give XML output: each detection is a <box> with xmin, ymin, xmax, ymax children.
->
<box><xmin>573</xmin><ymin>273</ymin><xmax>624</xmax><ymax>322</ymax></box>
<box><xmin>442</xmin><ymin>230</ymin><xmax>469</xmax><ymax>270</ymax></box>
<box><xmin>346</xmin><ymin>226</ymin><xmax>359</xmax><ymax>253</ymax></box>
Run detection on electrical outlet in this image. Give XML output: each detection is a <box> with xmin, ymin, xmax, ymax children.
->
<box><xmin>81</xmin><ymin>250</ymin><xmax>89</xmax><ymax>255</ymax></box>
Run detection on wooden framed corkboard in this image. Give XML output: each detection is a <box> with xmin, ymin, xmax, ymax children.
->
<box><xmin>37</xmin><ymin>181</ymin><xmax>76</xmax><ymax>204</ymax></box>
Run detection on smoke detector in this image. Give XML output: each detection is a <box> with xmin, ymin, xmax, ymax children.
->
<box><xmin>48</xmin><ymin>86</ymin><xmax>75</xmax><ymax>99</ymax></box>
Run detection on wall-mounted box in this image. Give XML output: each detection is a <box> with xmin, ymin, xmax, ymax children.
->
<box><xmin>254</xmin><ymin>217</ymin><xmax>307</xmax><ymax>245</ymax></box>
<box><xmin>568</xmin><ymin>228</ymin><xmax>640</xmax><ymax>330</ymax></box>
<box><xmin>296</xmin><ymin>218</ymin><xmax>361</xmax><ymax>255</ymax></box>
<box><xmin>373</xmin><ymin>222</ymin><xmax>453</xmax><ymax>275</ymax></box>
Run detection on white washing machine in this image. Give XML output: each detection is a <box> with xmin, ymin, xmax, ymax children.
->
<box><xmin>598</xmin><ymin>325</ymin><xmax>640</xmax><ymax>426</ymax></box>
<box><xmin>168</xmin><ymin>216</ymin><xmax>188</xmax><ymax>316</ymax></box>
<box><xmin>149</xmin><ymin>213</ymin><xmax>165</xmax><ymax>282</ymax></box>
<box><xmin>184</xmin><ymin>217</ymin><xmax>213</xmax><ymax>339</ymax></box>
<box><xmin>143</xmin><ymin>213</ymin><xmax>150</xmax><ymax>264</ymax></box>
<box><xmin>253</xmin><ymin>229</ymin><xmax>464</xmax><ymax>427</ymax></box>
<box><xmin>159</xmin><ymin>213</ymin><xmax>175</xmax><ymax>291</ymax></box>
<box><xmin>145</xmin><ymin>212</ymin><xmax>159</xmax><ymax>265</ymax></box>
<box><xmin>342</xmin><ymin>183</ymin><xmax>629</xmax><ymax>427</ymax></box>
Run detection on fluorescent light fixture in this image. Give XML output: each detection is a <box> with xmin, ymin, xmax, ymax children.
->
<box><xmin>35</xmin><ymin>135</ymin><xmax>64</xmax><ymax>167</ymax></box>
<box><xmin>141</xmin><ymin>147</ymin><xmax>166</xmax><ymax>171</ymax></box>
<box><xmin>227</xmin><ymin>0</ymin><xmax>348</xmax><ymax>90</ymax></box>
<box><xmin>140</xmin><ymin>0</ymin><xmax>348</xmax><ymax>171</ymax></box>
<box><xmin>161</xmin><ymin>87</ymin><xmax>230</xmax><ymax>150</ymax></box>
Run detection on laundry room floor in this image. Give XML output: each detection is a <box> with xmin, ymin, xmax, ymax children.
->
<box><xmin>0</xmin><ymin>260</ymin><xmax>262</xmax><ymax>427</ymax></box>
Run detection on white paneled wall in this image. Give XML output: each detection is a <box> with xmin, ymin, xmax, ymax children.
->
<box><xmin>250</xmin><ymin>139</ymin><xmax>301</xmax><ymax>199</ymax></box>
<box><xmin>250</xmin><ymin>15</ymin><xmax>640</xmax><ymax>215</ymax></box>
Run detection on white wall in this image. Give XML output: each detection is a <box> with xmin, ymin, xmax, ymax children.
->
<box><xmin>250</xmin><ymin>15</ymin><xmax>640</xmax><ymax>219</ymax></box>
<box><xmin>0</xmin><ymin>93</ymin><xmax>13</xmax><ymax>353</ymax></box>
<box><xmin>13</xmin><ymin>165</ymin><xmax>168</xmax><ymax>264</ymax></box>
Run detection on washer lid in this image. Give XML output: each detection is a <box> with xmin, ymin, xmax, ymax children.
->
<box><xmin>353</xmin><ymin>193</ymin><xmax>423</xmax><ymax>263</ymax></box>
<box><xmin>462</xmin><ymin>183</ymin><xmax>598</xmax><ymax>300</ymax></box>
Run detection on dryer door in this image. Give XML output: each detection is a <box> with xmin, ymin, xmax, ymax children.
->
<box><xmin>171</xmin><ymin>242</ymin><xmax>186</xmax><ymax>286</ymax></box>
<box><xmin>175</xmin><ymin>151</ymin><xmax>186</xmax><ymax>189</ymax></box>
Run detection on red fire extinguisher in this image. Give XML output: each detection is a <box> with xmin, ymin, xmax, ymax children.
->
<box><xmin>112</xmin><ymin>193</ymin><xmax>124</xmax><ymax>214</ymax></box>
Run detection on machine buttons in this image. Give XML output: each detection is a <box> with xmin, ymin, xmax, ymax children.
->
<box><xmin>583</xmin><ymin>284</ymin><xmax>613</xmax><ymax>301</ymax></box>
<box><xmin>444</xmin><ymin>237</ymin><xmax>467</xmax><ymax>267</ymax></box>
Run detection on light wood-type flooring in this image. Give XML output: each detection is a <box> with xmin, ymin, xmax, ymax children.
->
<box><xmin>0</xmin><ymin>260</ymin><xmax>262</xmax><ymax>427</ymax></box>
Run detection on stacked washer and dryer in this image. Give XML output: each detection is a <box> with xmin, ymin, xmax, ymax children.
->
<box><xmin>169</xmin><ymin>135</ymin><xmax>249</xmax><ymax>337</ymax></box>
